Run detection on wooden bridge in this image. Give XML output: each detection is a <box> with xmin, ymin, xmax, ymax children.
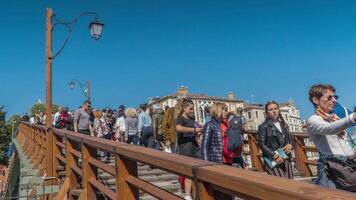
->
<box><xmin>10</xmin><ymin>122</ymin><xmax>356</xmax><ymax>199</ymax></box>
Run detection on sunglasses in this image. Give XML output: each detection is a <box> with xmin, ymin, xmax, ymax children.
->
<box><xmin>326</xmin><ymin>95</ymin><xmax>338</xmax><ymax>101</ymax></box>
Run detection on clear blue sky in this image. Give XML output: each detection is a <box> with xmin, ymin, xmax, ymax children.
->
<box><xmin>1</xmin><ymin>0</ymin><xmax>356</xmax><ymax>119</ymax></box>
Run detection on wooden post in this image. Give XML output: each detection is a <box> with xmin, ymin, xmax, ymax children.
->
<box><xmin>294</xmin><ymin>136</ymin><xmax>312</xmax><ymax>177</ymax></box>
<box><xmin>45</xmin><ymin>7</ymin><xmax>54</xmax><ymax>184</ymax></box>
<box><xmin>82</xmin><ymin>142</ymin><xmax>97</xmax><ymax>199</ymax></box>
<box><xmin>115</xmin><ymin>154</ymin><xmax>138</xmax><ymax>200</ymax></box>
<box><xmin>248</xmin><ymin>134</ymin><xmax>264</xmax><ymax>172</ymax></box>
<box><xmin>53</xmin><ymin>134</ymin><xmax>61</xmax><ymax>178</ymax></box>
<box><xmin>66</xmin><ymin>138</ymin><xmax>77</xmax><ymax>200</ymax></box>
<box><xmin>195</xmin><ymin>181</ymin><xmax>214</xmax><ymax>200</ymax></box>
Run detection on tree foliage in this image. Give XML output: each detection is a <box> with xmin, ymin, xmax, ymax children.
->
<box><xmin>0</xmin><ymin>106</ymin><xmax>10</xmax><ymax>164</ymax></box>
<box><xmin>30</xmin><ymin>103</ymin><xmax>60</xmax><ymax>116</ymax></box>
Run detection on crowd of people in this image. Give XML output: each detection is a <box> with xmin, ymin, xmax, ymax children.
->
<box><xmin>20</xmin><ymin>83</ymin><xmax>356</xmax><ymax>198</ymax></box>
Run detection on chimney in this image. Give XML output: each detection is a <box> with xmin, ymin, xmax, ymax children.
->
<box><xmin>178</xmin><ymin>86</ymin><xmax>188</xmax><ymax>96</ymax></box>
<box><xmin>227</xmin><ymin>92</ymin><xmax>234</xmax><ymax>100</ymax></box>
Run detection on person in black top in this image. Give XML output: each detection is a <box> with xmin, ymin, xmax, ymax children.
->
<box><xmin>176</xmin><ymin>98</ymin><xmax>202</xmax><ymax>200</ymax></box>
<box><xmin>257</xmin><ymin>101</ymin><xmax>294</xmax><ymax>179</ymax></box>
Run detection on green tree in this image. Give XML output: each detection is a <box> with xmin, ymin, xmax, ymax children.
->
<box><xmin>30</xmin><ymin>103</ymin><xmax>60</xmax><ymax>116</ymax></box>
<box><xmin>0</xmin><ymin>106</ymin><xmax>10</xmax><ymax>164</ymax></box>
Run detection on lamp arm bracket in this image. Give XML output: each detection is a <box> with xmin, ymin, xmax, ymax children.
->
<box><xmin>50</xmin><ymin>12</ymin><xmax>100</xmax><ymax>60</ymax></box>
<box><xmin>70</xmin><ymin>79</ymin><xmax>89</xmax><ymax>98</ymax></box>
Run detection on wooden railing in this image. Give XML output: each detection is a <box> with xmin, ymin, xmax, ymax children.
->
<box><xmin>245</xmin><ymin>131</ymin><xmax>318</xmax><ymax>176</ymax></box>
<box><xmin>16</xmin><ymin>122</ymin><xmax>356</xmax><ymax>200</ymax></box>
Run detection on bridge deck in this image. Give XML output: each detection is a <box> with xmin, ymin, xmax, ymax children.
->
<box><xmin>11</xmin><ymin>122</ymin><xmax>356</xmax><ymax>200</ymax></box>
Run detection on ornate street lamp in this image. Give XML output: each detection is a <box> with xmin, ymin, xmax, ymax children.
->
<box><xmin>45</xmin><ymin>8</ymin><xmax>103</xmax><ymax>127</ymax></box>
<box><xmin>89</xmin><ymin>19</ymin><xmax>104</xmax><ymax>40</ymax></box>
<box><xmin>68</xmin><ymin>79</ymin><xmax>91</xmax><ymax>100</ymax></box>
<box><xmin>44</xmin><ymin>8</ymin><xmax>103</xmax><ymax>181</ymax></box>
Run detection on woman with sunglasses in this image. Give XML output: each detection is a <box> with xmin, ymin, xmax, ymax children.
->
<box><xmin>257</xmin><ymin>101</ymin><xmax>294</xmax><ymax>179</ymax></box>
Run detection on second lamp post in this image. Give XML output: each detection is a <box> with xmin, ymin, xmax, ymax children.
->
<box><xmin>69</xmin><ymin>79</ymin><xmax>91</xmax><ymax>101</ymax></box>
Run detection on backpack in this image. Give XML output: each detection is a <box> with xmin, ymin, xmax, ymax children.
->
<box><xmin>226</xmin><ymin>116</ymin><xmax>244</xmax><ymax>152</ymax></box>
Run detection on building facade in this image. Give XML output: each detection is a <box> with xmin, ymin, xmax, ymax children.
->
<box><xmin>149</xmin><ymin>87</ymin><xmax>303</xmax><ymax>133</ymax></box>
<box><xmin>148</xmin><ymin>86</ymin><xmax>244</xmax><ymax>125</ymax></box>
<box><xmin>243</xmin><ymin>100</ymin><xmax>303</xmax><ymax>133</ymax></box>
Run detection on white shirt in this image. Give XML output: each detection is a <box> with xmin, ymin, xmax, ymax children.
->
<box><xmin>114</xmin><ymin>116</ymin><xmax>126</xmax><ymax>132</ymax></box>
<box><xmin>307</xmin><ymin>114</ymin><xmax>355</xmax><ymax>157</ymax></box>
<box><xmin>274</xmin><ymin>121</ymin><xmax>282</xmax><ymax>133</ymax></box>
<box><xmin>53</xmin><ymin>112</ymin><xmax>61</xmax><ymax>126</ymax></box>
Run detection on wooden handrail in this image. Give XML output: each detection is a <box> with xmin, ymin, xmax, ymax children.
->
<box><xmin>16</xmin><ymin>122</ymin><xmax>356</xmax><ymax>200</ymax></box>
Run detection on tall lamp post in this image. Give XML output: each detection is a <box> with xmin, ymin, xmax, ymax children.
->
<box><xmin>69</xmin><ymin>79</ymin><xmax>91</xmax><ymax>100</ymax></box>
<box><xmin>45</xmin><ymin>8</ymin><xmax>103</xmax><ymax>182</ymax></box>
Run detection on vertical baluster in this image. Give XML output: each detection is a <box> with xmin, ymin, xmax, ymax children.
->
<box><xmin>82</xmin><ymin>141</ymin><xmax>97</xmax><ymax>199</ymax></box>
<box><xmin>248</xmin><ymin>134</ymin><xmax>264</xmax><ymax>172</ymax></box>
<box><xmin>294</xmin><ymin>136</ymin><xmax>312</xmax><ymax>177</ymax></box>
<box><xmin>115</xmin><ymin>153</ymin><xmax>138</xmax><ymax>200</ymax></box>
<box><xmin>66</xmin><ymin>138</ymin><xmax>77</xmax><ymax>200</ymax></box>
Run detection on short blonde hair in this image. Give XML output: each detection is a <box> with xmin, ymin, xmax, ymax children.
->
<box><xmin>210</xmin><ymin>102</ymin><xmax>227</xmax><ymax>119</ymax></box>
<box><xmin>94</xmin><ymin>110</ymin><xmax>102</xmax><ymax>119</ymax></box>
<box><xmin>125</xmin><ymin>108</ymin><xmax>137</xmax><ymax>118</ymax></box>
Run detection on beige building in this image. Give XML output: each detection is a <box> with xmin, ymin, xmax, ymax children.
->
<box><xmin>149</xmin><ymin>87</ymin><xmax>303</xmax><ymax>133</ymax></box>
<box><xmin>148</xmin><ymin>86</ymin><xmax>244</xmax><ymax>125</ymax></box>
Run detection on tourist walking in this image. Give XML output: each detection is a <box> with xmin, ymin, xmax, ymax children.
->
<box><xmin>257</xmin><ymin>101</ymin><xmax>294</xmax><ymax>179</ymax></box>
<box><xmin>201</xmin><ymin>102</ymin><xmax>226</xmax><ymax>163</ymax></box>
<box><xmin>176</xmin><ymin>98</ymin><xmax>202</xmax><ymax>200</ymax></box>
<box><xmin>125</xmin><ymin>108</ymin><xmax>139</xmax><ymax>145</ymax></box>
<box><xmin>138</xmin><ymin>104</ymin><xmax>153</xmax><ymax>147</ymax></box>
<box><xmin>201</xmin><ymin>102</ymin><xmax>233</xmax><ymax>200</ymax></box>
<box><xmin>73</xmin><ymin>100</ymin><xmax>93</xmax><ymax>135</ymax></box>
<box><xmin>161</xmin><ymin>98</ymin><xmax>183</xmax><ymax>153</ymax></box>
<box><xmin>152</xmin><ymin>104</ymin><xmax>164</xmax><ymax>150</ymax></box>
<box><xmin>307</xmin><ymin>84</ymin><xmax>356</xmax><ymax>190</ymax></box>
<box><xmin>53</xmin><ymin>106</ymin><xmax>62</xmax><ymax>127</ymax></box>
<box><xmin>114</xmin><ymin>106</ymin><xmax>126</xmax><ymax>142</ymax></box>
<box><xmin>93</xmin><ymin>110</ymin><xmax>111</xmax><ymax>161</ymax></box>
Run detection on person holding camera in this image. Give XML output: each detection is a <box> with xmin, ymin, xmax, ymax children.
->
<box><xmin>307</xmin><ymin>84</ymin><xmax>356</xmax><ymax>189</ymax></box>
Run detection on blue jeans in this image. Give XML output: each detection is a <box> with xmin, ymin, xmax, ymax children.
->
<box><xmin>141</xmin><ymin>126</ymin><xmax>154</xmax><ymax>147</ymax></box>
<box><xmin>103</xmin><ymin>133</ymin><xmax>112</xmax><ymax>158</ymax></box>
<box><xmin>128</xmin><ymin>134</ymin><xmax>139</xmax><ymax>145</ymax></box>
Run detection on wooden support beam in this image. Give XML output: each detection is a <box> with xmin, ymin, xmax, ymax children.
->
<box><xmin>115</xmin><ymin>154</ymin><xmax>138</xmax><ymax>200</ymax></box>
<box><xmin>82</xmin><ymin>143</ymin><xmax>98</xmax><ymax>199</ymax></box>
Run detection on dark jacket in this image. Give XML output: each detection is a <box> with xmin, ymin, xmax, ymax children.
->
<box><xmin>257</xmin><ymin>120</ymin><xmax>294</xmax><ymax>158</ymax></box>
<box><xmin>152</xmin><ymin>108</ymin><xmax>164</xmax><ymax>140</ymax></box>
<box><xmin>201</xmin><ymin>117</ymin><xmax>223</xmax><ymax>163</ymax></box>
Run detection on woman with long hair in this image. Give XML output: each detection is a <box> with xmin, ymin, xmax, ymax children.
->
<box><xmin>257</xmin><ymin>101</ymin><xmax>294</xmax><ymax>179</ymax></box>
<box><xmin>175</xmin><ymin>98</ymin><xmax>202</xmax><ymax>200</ymax></box>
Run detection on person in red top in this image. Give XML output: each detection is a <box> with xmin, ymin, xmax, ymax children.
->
<box><xmin>221</xmin><ymin>112</ymin><xmax>248</xmax><ymax>169</ymax></box>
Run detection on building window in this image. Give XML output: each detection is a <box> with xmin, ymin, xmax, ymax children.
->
<box><xmin>248</xmin><ymin>112</ymin><xmax>252</xmax><ymax>119</ymax></box>
<box><xmin>255</xmin><ymin>111</ymin><xmax>258</xmax><ymax>119</ymax></box>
